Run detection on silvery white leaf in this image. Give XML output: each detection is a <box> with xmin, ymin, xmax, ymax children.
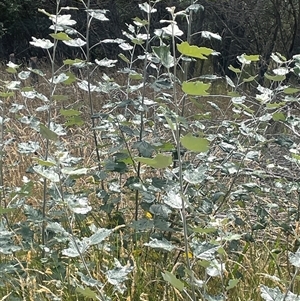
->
<box><xmin>273</xmin><ymin>67</ymin><xmax>289</xmax><ymax>75</ymax></box>
<box><xmin>289</xmin><ymin>248</ymin><xmax>300</xmax><ymax>268</ymax></box>
<box><xmin>161</xmin><ymin>24</ymin><xmax>184</xmax><ymax>37</ymax></box>
<box><xmin>119</xmin><ymin>43</ymin><xmax>133</xmax><ymax>51</ymax></box>
<box><xmin>66</xmin><ymin>195</ymin><xmax>92</xmax><ymax>214</ymax></box>
<box><xmin>50</xmin><ymin>14</ymin><xmax>76</xmax><ymax>26</ymax></box>
<box><xmin>95</xmin><ymin>58</ymin><xmax>118</xmax><ymax>67</ymax></box>
<box><xmin>201</xmin><ymin>31</ymin><xmax>222</xmax><ymax>41</ymax></box>
<box><xmin>30</xmin><ymin>37</ymin><xmax>54</xmax><ymax>49</ymax></box>
<box><xmin>144</xmin><ymin>238</ymin><xmax>175</xmax><ymax>252</ymax></box>
<box><xmin>63</xmin><ymin>38</ymin><xmax>86</xmax><ymax>47</ymax></box>
<box><xmin>86</xmin><ymin>9</ymin><xmax>109</xmax><ymax>21</ymax></box>
<box><xmin>139</xmin><ymin>3</ymin><xmax>157</xmax><ymax>13</ymax></box>
<box><xmin>164</xmin><ymin>191</ymin><xmax>183</xmax><ymax>209</ymax></box>
<box><xmin>206</xmin><ymin>259</ymin><xmax>225</xmax><ymax>277</ymax></box>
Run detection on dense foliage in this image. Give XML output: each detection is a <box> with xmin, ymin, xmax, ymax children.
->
<box><xmin>1</xmin><ymin>0</ymin><xmax>300</xmax><ymax>300</ymax></box>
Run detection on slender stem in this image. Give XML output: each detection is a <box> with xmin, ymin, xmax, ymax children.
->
<box><xmin>180</xmin><ymin>0</ymin><xmax>193</xmax><ymax>125</ymax></box>
<box><xmin>170</xmin><ymin>7</ymin><xmax>196</xmax><ymax>300</ymax></box>
<box><xmin>283</xmin><ymin>267</ymin><xmax>299</xmax><ymax>301</ymax></box>
<box><xmin>41</xmin><ymin>0</ymin><xmax>60</xmax><ymax>257</ymax></box>
<box><xmin>85</xmin><ymin>0</ymin><xmax>102</xmax><ymax>176</ymax></box>
<box><xmin>134</xmin><ymin>0</ymin><xmax>152</xmax><ymax>220</ymax></box>
<box><xmin>0</xmin><ymin>97</ymin><xmax>9</xmax><ymax>227</ymax></box>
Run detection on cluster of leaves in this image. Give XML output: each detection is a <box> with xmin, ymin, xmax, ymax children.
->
<box><xmin>2</xmin><ymin>0</ymin><xmax>300</xmax><ymax>300</ymax></box>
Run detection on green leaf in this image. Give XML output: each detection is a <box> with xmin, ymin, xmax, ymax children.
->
<box><xmin>75</xmin><ymin>287</ymin><xmax>98</xmax><ymax>300</ymax></box>
<box><xmin>177</xmin><ymin>42</ymin><xmax>213</xmax><ymax>59</ymax></box>
<box><xmin>243</xmin><ymin>75</ymin><xmax>257</xmax><ymax>82</ymax></box>
<box><xmin>36</xmin><ymin>159</ymin><xmax>56</xmax><ymax>167</ymax></box>
<box><xmin>154</xmin><ymin>142</ymin><xmax>174</xmax><ymax>151</ymax></box>
<box><xmin>284</xmin><ymin>87</ymin><xmax>300</xmax><ymax>94</ymax></box>
<box><xmin>21</xmin><ymin>87</ymin><xmax>34</xmax><ymax>92</ymax></box>
<box><xmin>132</xmin><ymin>38</ymin><xmax>144</xmax><ymax>45</ymax></box>
<box><xmin>182</xmin><ymin>81</ymin><xmax>211</xmax><ymax>95</ymax></box>
<box><xmin>226</xmin><ymin>279</ymin><xmax>240</xmax><ymax>290</ymax></box>
<box><xmin>227</xmin><ymin>91</ymin><xmax>240</xmax><ymax>97</ymax></box>
<box><xmin>63</xmin><ymin>58</ymin><xmax>85</xmax><ymax>65</ymax></box>
<box><xmin>118</xmin><ymin>156</ymin><xmax>134</xmax><ymax>165</ymax></box>
<box><xmin>162</xmin><ymin>271</ymin><xmax>184</xmax><ymax>291</ymax></box>
<box><xmin>199</xmin><ymin>260</ymin><xmax>211</xmax><ymax>268</ymax></box>
<box><xmin>180</xmin><ymin>133</ymin><xmax>209</xmax><ymax>152</ymax></box>
<box><xmin>63</xmin><ymin>72</ymin><xmax>76</xmax><ymax>85</ymax></box>
<box><xmin>118</xmin><ymin>53</ymin><xmax>130</xmax><ymax>64</ymax></box>
<box><xmin>272</xmin><ymin>112</ymin><xmax>285</xmax><ymax>121</ymax></box>
<box><xmin>228</xmin><ymin>65</ymin><xmax>241</xmax><ymax>74</ymax></box>
<box><xmin>135</xmin><ymin>154</ymin><xmax>172</xmax><ymax>168</ymax></box>
<box><xmin>0</xmin><ymin>92</ymin><xmax>14</xmax><ymax>97</ymax></box>
<box><xmin>217</xmin><ymin>247</ymin><xmax>226</xmax><ymax>255</ymax></box>
<box><xmin>244</xmin><ymin>54</ymin><xmax>260</xmax><ymax>61</ymax></box>
<box><xmin>0</xmin><ymin>207</ymin><xmax>16</xmax><ymax>215</ymax></box>
<box><xmin>264</xmin><ymin>73</ymin><xmax>286</xmax><ymax>81</ymax></box>
<box><xmin>292</xmin><ymin>154</ymin><xmax>300</xmax><ymax>161</ymax></box>
<box><xmin>65</xmin><ymin>115</ymin><xmax>84</xmax><ymax>126</ymax></box>
<box><xmin>129</xmin><ymin>73</ymin><xmax>143</xmax><ymax>80</ymax></box>
<box><xmin>39</xmin><ymin>124</ymin><xmax>58</xmax><ymax>141</ymax></box>
<box><xmin>132</xmin><ymin>17</ymin><xmax>149</xmax><ymax>26</ymax></box>
<box><xmin>50</xmin><ymin>32</ymin><xmax>72</xmax><ymax>41</ymax></box>
<box><xmin>6</xmin><ymin>67</ymin><xmax>17</xmax><ymax>74</ymax></box>
<box><xmin>52</xmin><ymin>95</ymin><xmax>69</xmax><ymax>101</ymax></box>
<box><xmin>266</xmin><ymin>102</ymin><xmax>285</xmax><ymax>109</ymax></box>
<box><xmin>60</xmin><ymin>109</ymin><xmax>81</xmax><ymax>116</ymax></box>
<box><xmin>165</xmin><ymin>116</ymin><xmax>176</xmax><ymax>130</ymax></box>
<box><xmin>152</xmin><ymin>45</ymin><xmax>174</xmax><ymax>68</ymax></box>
